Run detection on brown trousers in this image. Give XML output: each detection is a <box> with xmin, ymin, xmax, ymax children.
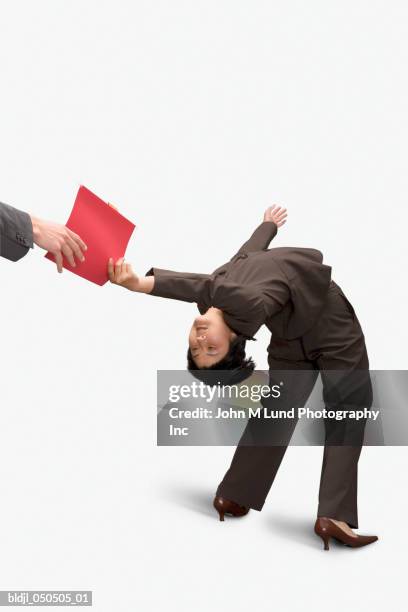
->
<box><xmin>216</xmin><ymin>282</ymin><xmax>372</xmax><ymax>528</ymax></box>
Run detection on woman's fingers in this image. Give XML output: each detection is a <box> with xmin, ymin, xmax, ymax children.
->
<box><xmin>108</xmin><ymin>258</ymin><xmax>115</xmax><ymax>281</ymax></box>
<box><xmin>115</xmin><ymin>258</ymin><xmax>124</xmax><ymax>282</ymax></box>
<box><xmin>266</xmin><ymin>204</ymin><xmax>288</xmax><ymax>219</ymax></box>
<box><xmin>106</xmin><ymin>257</ymin><xmax>126</xmax><ymax>283</ymax></box>
<box><xmin>108</xmin><ymin>257</ymin><xmax>122</xmax><ymax>283</ymax></box>
<box><xmin>273</xmin><ymin>207</ymin><xmax>287</xmax><ymax>220</ymax></box>
<box><xmin>115</xmin><ymin>258</ymin><xmax>124</xmax><ymax>276</ymax></box>
<box><xmin>264</xmin><ymin>204</ymin><xmax>288</xmax><ymax>226</ymax></box>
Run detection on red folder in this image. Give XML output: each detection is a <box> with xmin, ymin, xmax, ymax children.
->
<box><xmin>45</xmin><ymin>186</ymin><xmax>136</xmax><ymax>286</ymax></box>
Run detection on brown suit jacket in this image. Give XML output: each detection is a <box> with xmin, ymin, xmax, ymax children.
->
<box><xmin>146</xmin><ymin>222</ymin><xmax>332</xmax><ymax>340</ymax></box>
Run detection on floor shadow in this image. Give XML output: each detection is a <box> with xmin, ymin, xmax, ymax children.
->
<box><xmin>266</xmin><ymin>513</ymin><xmax>319</xmax><ymax>549</ymax></box>
<box><xmin>160</xmin><ymin>483</ymin><xmax>215</xmax><ymax>518</ymax></box>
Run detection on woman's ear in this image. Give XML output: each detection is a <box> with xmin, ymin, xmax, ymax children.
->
<box><xmin>229</xmin><ymin>330</ymin><xmax>238</xmax><ymax>341</ymax></box>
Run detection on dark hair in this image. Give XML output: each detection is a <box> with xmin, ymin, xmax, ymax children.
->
<box><xmin>187</xmin><ymin>335</ymin><xmax>255</xmax><ymax>386</ymax></box>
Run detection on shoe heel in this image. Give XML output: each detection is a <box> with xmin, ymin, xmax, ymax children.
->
<box><xmin>218</xmin><ymin>510</ymin><xmax>225</xmax><ymax>522</ymax></box>
<box><xmin>321</xmin><ymin>535</ymin><xmax>330</xmax><ymax>551</ymax></box>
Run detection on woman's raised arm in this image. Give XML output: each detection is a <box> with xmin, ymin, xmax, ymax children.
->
<box><xmin>229</xmin><ymin>205</ymin><xmax>287</xmax><ymax>259</ymax></box>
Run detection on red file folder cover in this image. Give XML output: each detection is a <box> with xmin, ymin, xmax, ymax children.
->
<box><xmin>45</xmin><ymin>186</ymin><xmax>136</xmax><ymax>286</ymax></box>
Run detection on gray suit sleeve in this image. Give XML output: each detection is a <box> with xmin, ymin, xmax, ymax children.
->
<box><xmin>0</xmin><ymin>202</ymin><xmax>34</xmax><ymax>261</ymax></box>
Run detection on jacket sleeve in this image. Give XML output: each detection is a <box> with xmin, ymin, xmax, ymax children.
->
<box><xmin>0</xmin><ymin>202</ymin><xmax>34</xmax><ymax>261</ymax></box>
<box><xmin>145</xmin><ymin>267</ymin><xmax>213</xmax><ymax>304</ymax></box>
<box><xmin>230</xmin><ymin>221</ymin><xmax>278</xmax><ymax>259</ymax></box>
<box><xmin>145</xmin><ymin>267</ymin><xmax>270</xmax><ymax>340</ymax></box>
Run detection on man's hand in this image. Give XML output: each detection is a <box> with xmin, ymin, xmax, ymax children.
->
<box><xmin>263</xmin><ymin>205</ymin><xmax>287</xmax><ymax>227</ymax></box>
<box><xmin>30</xmin><ymin>216</ymin><xmax>87</xmax><ymax>273</ymax></box>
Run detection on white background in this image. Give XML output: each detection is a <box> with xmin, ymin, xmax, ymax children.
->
<box><xmin>0</xmin><ymin>1</ymin><xmax>407</xmax><ymax>610</ymax></box>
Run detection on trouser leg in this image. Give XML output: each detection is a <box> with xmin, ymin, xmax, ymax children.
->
<box><xmin>317</xmin><ymin>368</ymin><xmax>373</xmax><ymax>528</ymax></box>
<box><xmin>216</xmin><ymin>364</ymin><xmax>318</xmax><ymax>510</ymax></box>
<box><xmin>317</xmin><ymin>445</ymin><xmax>362</xmax><ymax>528</ymax></box>
<box><xmin>216</xmin><ymin>445</ymin><xmax>289</xmax><ymax>510</ymax></box>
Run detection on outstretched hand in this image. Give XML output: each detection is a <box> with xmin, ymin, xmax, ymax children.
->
<box><xmin>263</xmin><ymin>205</ymin><xmax>287</xmax><ymax>227</ymax></box>
<box><xmin>30</xmin><ymin>216</ymin><xmax>87</xmax><ymax>273</ymax></box>
<box><xmin>108</xmin><ymin>258</ymin><xmax>155</xmax><ymax>294</ymax></box>
<box><xmin>108</xmin><ymin>257</ymin><xmax>140</xmax><ymax>290</ymax></box>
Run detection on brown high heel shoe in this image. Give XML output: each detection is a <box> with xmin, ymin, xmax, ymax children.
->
<box><xmin>314</xmin><ymin>518</ymin><xmax>378</xmax><ymax>550</ymax></box>
<box><xmin>213</xmin><ymin>496</ymin><xmax>249</xmax><ymax>521</ymax></box>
